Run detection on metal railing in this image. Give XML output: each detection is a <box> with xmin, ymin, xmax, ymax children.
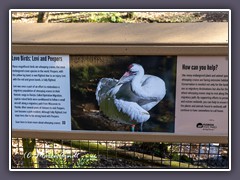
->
<box><xmin>11</xmin><ymin>138</ymin><xmax>229</xmax><ymax>169</ymax></box>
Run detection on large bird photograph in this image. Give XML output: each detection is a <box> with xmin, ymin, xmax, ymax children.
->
<box><xmin>70</xmin><ymin>56</ymin><xmax>176</xmax><ymax>132</ymax></box>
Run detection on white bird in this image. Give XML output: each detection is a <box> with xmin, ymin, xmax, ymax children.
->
<box><xmin>96</xmin><ymin>63</ymin><xmax>166</xmax><ymax>132</ymax></box>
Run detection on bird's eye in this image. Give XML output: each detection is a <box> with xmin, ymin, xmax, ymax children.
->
<box><xmin>130</xmin><ymin>70</ymin><xmax>137</xmax><ymax>75</ymax></box>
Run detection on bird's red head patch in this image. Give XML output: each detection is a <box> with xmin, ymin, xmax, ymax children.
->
<box><xmin>128</xmin><ymin>64</ymin><xmax>134</xmax><ymax>70</ymax></box>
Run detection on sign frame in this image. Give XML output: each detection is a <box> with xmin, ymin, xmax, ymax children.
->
<box><xmin>10</xmin><ymin>22</ymin><xmax>230</xmax><ymax>143</ymax></box>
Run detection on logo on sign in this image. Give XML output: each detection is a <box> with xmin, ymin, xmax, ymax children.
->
<box><xmin>196</xmin><ymin>122</ymin><xmax>217</xmax><ymax>131</ymax></box>
<box><xmin>196</xmin><ymin>123</ymin><xmax>203</xmax><ymax>128</ymax></box>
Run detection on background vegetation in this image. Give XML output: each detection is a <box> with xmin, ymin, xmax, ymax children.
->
<box><xmin>12</xmin><ymin>11</ymin><xmax>228</xmax><ymax>23</ymax></box>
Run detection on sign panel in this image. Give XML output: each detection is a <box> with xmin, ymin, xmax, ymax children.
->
<box><xmin>175</xmin><ymin>56</ymin><xmax>228</xmax><ymax>135</ymax></box>
<box><xmin>11</xmin><ymin>55</ymin><xmax>228</xmax><ymax>135</ymax></box>
<box><xmin>12</xmin><ymin>55</ymin><xmax>71</xmax><ymax>131</ymax></box>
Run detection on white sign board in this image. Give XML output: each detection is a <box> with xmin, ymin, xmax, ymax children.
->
<box><xmin>12</xmin><ymin>55</ymin><xmax>71</xmax><ymax>131</ymax></box>
<box><xmin>175</xmin><ymin>56</ymin><xmax>228</xmax><ymax>135</ymax></box>
<box><xmin>11</xmin><ymin>55</ymin><xmax>228</xmax><ymax>135</ymax></box>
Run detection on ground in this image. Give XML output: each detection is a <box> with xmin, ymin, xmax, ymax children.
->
<box><xmin>12</xmin><ymin>11</ymin><xmax>228</xmax><ymax>23</ymax></box>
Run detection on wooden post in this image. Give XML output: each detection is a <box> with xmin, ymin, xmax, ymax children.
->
<box><xmin>22</xmin><ymin>138</ymin><xmax>38</xmax><ymax>168</ymax></box>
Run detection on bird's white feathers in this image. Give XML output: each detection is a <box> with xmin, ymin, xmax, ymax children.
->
<box><xmin>95</xmin><ymin>64</ymin><xmax>166</xmax><ymax>126</ymax></box>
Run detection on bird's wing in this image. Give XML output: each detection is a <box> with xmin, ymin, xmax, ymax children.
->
<box><xmin>95</xmin><ymin>78</ymin><xmax>118</xmax><ymax>105</ymax></box>
<box><xmin>141</xmin><ymin>75</ymin><xmax>166</xmax><ymax>101</ymax></box>
<box><xmin>137</xmin><ymin>99</ymin><xmax>160</xmax><ymax>111</ymax></box>
<box><xmin>114</xmin><ymin>99</ymin><xmax>150</xmax><ymax>124</ymax></box>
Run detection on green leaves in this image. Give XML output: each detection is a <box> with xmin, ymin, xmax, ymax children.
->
<box><xmin>89</xmin><ymin>12</ymin><xmax>123</xmax><ymax>23</ymax></box>
<box><xmin>73</xmin><ymin>154</ymin><xmax>98</xmax><ymax>168</ymax></box>
<box><xmin>48</xmin><ymin>153</ymin><xmax>98</xmax><ymax>168</ymax></box>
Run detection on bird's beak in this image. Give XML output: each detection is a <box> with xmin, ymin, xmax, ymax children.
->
<box><xmin>117</xmin><ymin>71</ymin><xmax>131</xmax><ymax>85</ymax></box>
<box><xmin>122</xmin><ymin>71</ymin><xmax>131</xmax><ymax>77</ymax></box>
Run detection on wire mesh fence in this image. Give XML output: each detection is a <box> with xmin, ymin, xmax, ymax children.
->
<box><xmin>11</xmin><ymin>138</ymin><xmax>229</xmax><ymax>169</ymax></box>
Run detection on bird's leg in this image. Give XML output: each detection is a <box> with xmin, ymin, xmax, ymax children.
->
<box><xmin>131</xmin><ymin>124</ymin><xmax>135</xmax><ymax>132</ymax></box>
<box><xmin>140</xmin><ymin>122</ymin><xmax>144</xmax><ymax>132</ymax></box>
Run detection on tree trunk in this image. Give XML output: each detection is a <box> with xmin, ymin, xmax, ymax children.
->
<box><xmin>37</xmin><ymin>12</ymin><xmax>49</xmax><ymax>23</ymax></box>
<box><xmin>127</xmin><ymin>12</ymin><xmax>134</xmax><ymax>19</ymax></box>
